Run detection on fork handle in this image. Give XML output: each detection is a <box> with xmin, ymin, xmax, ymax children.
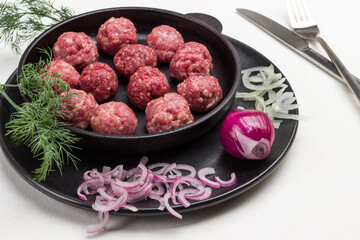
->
<box><xmin>302</xmin><ymin>48</ymin><xmax>360</xmax><ymax>85</ymax></box>
<box><xmin>316</xmin><ymin>36</ymin><xmax>360</xmax><ymax>101</ymax></box>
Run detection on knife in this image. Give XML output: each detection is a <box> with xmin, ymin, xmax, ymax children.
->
<box><xmin>236</xmin><ymin>8</ymin><xmax>360</xmax><ymax>85</ymax></box>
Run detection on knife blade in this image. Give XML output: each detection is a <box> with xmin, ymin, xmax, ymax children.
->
<box><xmin>236</xmin><ymin>8</ymin><xmax>360</xmax><ymax>85</ymax></box>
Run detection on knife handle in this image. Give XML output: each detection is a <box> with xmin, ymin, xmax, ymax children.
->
<box><xmin>302</xmin><ymin>47</ymin><xmax>360</xmax><ymax>85</ymax></box>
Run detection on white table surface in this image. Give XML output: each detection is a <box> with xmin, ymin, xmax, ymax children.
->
<box><xmin>1</xmin><ymin>0</ymin><xmax>360</xmax><ymax>239</ymax></box>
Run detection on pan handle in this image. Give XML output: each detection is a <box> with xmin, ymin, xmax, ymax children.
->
<box><xmin>185</xmin><ymin>13</ymin><xmax>223</xmax><ymax>33</ymax></box>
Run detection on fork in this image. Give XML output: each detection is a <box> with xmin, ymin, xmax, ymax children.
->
<box><xmin>286</xmin><ymin>0</ymin><xmax>360</xmax><ymax>102</ymax></box>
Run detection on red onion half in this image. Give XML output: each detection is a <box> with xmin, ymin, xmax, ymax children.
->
<box><xmin>220</xmin><ymin>109</ymin><xmax>275</xmax><ymax>160</ymax></box>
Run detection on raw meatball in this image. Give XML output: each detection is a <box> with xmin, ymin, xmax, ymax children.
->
<box><xmin>79</xmin><ymin>62</ymin><xmax>118</xmax><ymax>103</ymax></box>
<box><xmin>90</xmin><ymin>101</ymin><xmax>138</xmax><ymax>135</ymax></box>
<box><xmin>59</xmin><ymin>89</ymin><xmax>98</xmax><ymax>129</ymax></box>
<box><xmin>145</xmin><ymin>92</ymin><xmax>194</xmax><ymax>134</ymax></box>
<box><xmin>127</xmin><ymin>66</ymin><xmax>170</xmax><ymax>110</ymax></box>
<box><xmin>177</xmin><ymin>75</ymin><xmax>222</xmax><ymax>112</ymax></box>
<box><xmin>169</xmin><ymin>41</ymin><xmax>213</xmax><ymax>81</ymax></box>
<box><xmin>96</xmin><ymin>17</ymin><xmax>138</xmax><ymax>55</ymax></box>
<box><xmin>46</xmin><ymin>59</ymin><xmax>80</xmax><ymax>92</ymax></box>
<box><xmin>113</xmin><ymin>44</ymin><xmax>157</xmax><ymax>77</ymax></box>
<box><xmin>53</xmin><ymin>32</ymin><xmax>99</xmax><ymax>70</ymax></box>
<box><xmin>146</xmin><ymin>25</ymin><xmax>184</xmax><ymax>62</ymax></box>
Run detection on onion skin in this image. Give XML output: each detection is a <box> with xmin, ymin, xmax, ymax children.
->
<box><xmin>220</xmin><ymin>109</ymin><xmax>275</xmax><ymax>160</ymax></box>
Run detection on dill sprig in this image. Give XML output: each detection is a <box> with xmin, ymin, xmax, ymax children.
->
<box><xmin>0</xmin><ymin>48</ymin><xmax>81</xmax><ymax>182</ymax></box>
<box><xmin>0</xmin><ymin>0</ymin><xmax>74</xmax><ymax>54</ymax></box>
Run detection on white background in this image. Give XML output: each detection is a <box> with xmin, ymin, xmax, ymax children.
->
<box><xmin>1</xmin><ymin>0</ymin><xmax>360</xmax><ymax>239</ymax></box>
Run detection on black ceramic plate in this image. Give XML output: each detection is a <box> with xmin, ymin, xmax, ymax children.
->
<box><xmin>0</xmin><ymin>36</ymin><xmax>298</xmax><ymax>216</ymax></box>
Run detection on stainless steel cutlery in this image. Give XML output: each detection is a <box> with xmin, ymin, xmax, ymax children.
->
<box><xmin>286</xmin><ymin>0</ymin><xmax>360</xmax><ymax>100</ymax></box>
<box><xmin>237</xmin><ymin>6</ymin><xmax>360</xmax><ymax>99</ymax></box>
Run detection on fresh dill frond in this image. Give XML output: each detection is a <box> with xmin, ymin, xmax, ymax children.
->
<box><xmin>0</xmin><ymin>48</ymin><xmax>81</xmax><ymax>182</ymax></box>
<box><xmin>0</xmin><ymin>0</ymin><xmax>74</xmax><ymax>53</ymax></box>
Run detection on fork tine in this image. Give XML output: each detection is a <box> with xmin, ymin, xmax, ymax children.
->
<box><xmin>296</xmin><ymin>0</ymin><xmax>308</xmax><ymax>21</ymax></box>
<box><xmin>286</xmin><ymin>0</ymin><xmax>297</xmax><ymax>26</ymax></box>
<box><xmin>299</xmin><ymin>0</ymin><xmax>316</xmax><ymax>23</ymax></box>
<box><xmin>286</xmin><ymin>0</ymin><xmax>317</xmax><ymax>28</ymax></box>
<box><xmin>294</xmin><ymin>0</ymin><xmax>306</xmax><ymax>22</ymax></box>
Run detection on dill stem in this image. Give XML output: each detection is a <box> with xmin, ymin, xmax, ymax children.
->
<box><xmin>0</xmin><ymin>83</ymin><xmax>19</xmax><ymax>87</ymax></box>
<box><xmin>0</xmin><ymin>84</ymin><xmax>21</xmax><ymax>111</ymax></box>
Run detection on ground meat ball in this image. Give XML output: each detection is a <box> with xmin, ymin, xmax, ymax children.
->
<box><xmin>96</xmin><ymin>17</ymin><xmax>138</xmax><ymax>55</ymax></box>
<box><xmin>90</xmin><ymin>101</ymin><xmax>138</xmax><ymax>135</ymax></box>
<box><xmin>44</xmin><ymin>59</ymin><xmax>80</xmax><ymax>93</ymax></box>
<box><xmin>79</xmin><ymin>62</ymin><xmax>118</xmax><ymax>103</ymax></box>
<box><xmin>146</xmin><ymin>25</ymin><xmax>184</xmax><ymax>62</ymax></box>
<box><xmin>59</xmin><ymin>89</ymin><xmax>98</xmax><ymax>129</ymax></box>
<box><xmin>113</xmin><ymin>44</ymin><xmax>157</xmax><ymax>77</ymax></box>
<box><xmin>127</xmin><ymin>66</ymin><xmax>170</xmax><ymax>110</ymax></box>
<box><xmin>53</xmin><ymin>32</ymin><xmax>99</xmax><ymax>70</ymax></box>
<box><xmin>177</xmin><ymin>75</ymin><xmax>222</xmax><ymax>112</ymax></box>
<box><xmin>145</xmin><ymin>92</ymin><xmax>194</xmax><ymax>134</ymax></box>
<box><xmin>169</xmin><ymin>41</ymin><xmax>213</xmax><ymax>81</ymax></box>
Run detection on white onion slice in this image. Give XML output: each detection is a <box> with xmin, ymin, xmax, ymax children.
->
<box><xmin>265</xmin><ymin>85</ymin><xmax>287</xmax><ymax>105</ymax></box>
<box><xmin>237</xmin><ymin>64</ymin><xmax>302</xmax><ymax>128</ymax></box>
<box><xmin>243</xmin><ymin>76</ymin><xmax>287</xmax><ymax>91</ymax></box>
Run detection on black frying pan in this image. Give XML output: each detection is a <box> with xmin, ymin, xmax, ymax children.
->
<box><xmin>18</xmin><ymin>7</ymin><xmax>241</xmax><ymax>154</ymax></box>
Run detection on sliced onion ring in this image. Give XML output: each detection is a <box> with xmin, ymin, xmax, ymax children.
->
<box><xmin>86</xmin><ymin>211</ymin><xmax>110</xmax><ymax>234</ymax></box>
<box><xmin>198</xmin><ymin>167</ymin><xmax>220</xmax><ymax>188</ymax></box>
<box><xmin>237</xmin><ymin>64</ymin><xmax>302</xmax><ymax>128</ymax></box>
<box><xmin>163</xmin><ymin>192</ymin><xmax>182</xmax><ymax>219</ymax></box>
<box><xmin>77</xmin><ymin>157</ymin><xmax>237</xmax><ymax>234</ymax></box>
<box><xmin>215</xmin><ymin>173</ymin><xmax>237</xmax><ymax>187</ymax></box>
